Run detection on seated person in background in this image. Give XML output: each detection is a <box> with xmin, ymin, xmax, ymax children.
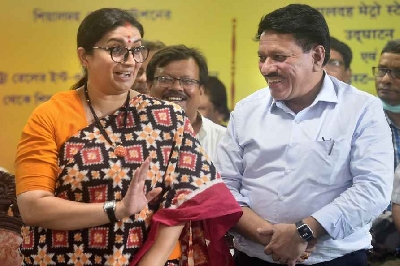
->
<box><xmin>15</xmin><ymin>8</ymin><xmax>241</xmax><ymax>266</ymax></box>
<box><xmin>132</xmin><ymin>40</ymin><xmax>166</xmax><ymax>94</ymax></box>
<box><xmin>199</xmin><ymin>76</ymin><xmax>230</xmax><ymax>126</ymax></box>
<box><xmin>324</xmin><ymin>36</ymin><xmax>353</xmax><ymax>84</ymax></box>
<box><xmin>373</xmin><ymin>39</ymin><xmax>400</xmax><ymax>168</ymax></box>
<box><xmin>0</xmin><ymin>170</ymin><xmax>23</xmax><ymax>266</ymax></box>
<box><xmin>369</xmin><ymin>38</ymin><xmax>400</xmax><ymax>266</ymax></box>
<box><xmin>147</xmin><ymin>45</ymin><xmax>226</xmax><ymax>161</ymax></box>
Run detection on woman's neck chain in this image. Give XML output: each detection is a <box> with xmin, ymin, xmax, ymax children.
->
<box><xmin>84</xmin><ymin>84</ymin><xmax>130</xmax><ymax>157</ymax></box>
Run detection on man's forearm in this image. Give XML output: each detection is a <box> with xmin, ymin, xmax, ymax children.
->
<box><xmin>303</xmin><ymin>216</ymin><xmax>327</xmax><ymax>239</ymax></box>
<box><xmin>232</xmin><ymin>206</ymin><xmax>272</xmax><ymax>246</ymax></box>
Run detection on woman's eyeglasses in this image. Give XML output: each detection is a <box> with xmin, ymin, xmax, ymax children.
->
<box><xmin>92</xmin><ymin>46</ymin><xmax>149</xmax><ymax>63</ymax></box>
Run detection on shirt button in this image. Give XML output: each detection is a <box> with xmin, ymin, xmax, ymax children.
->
<box><xmin>295</xmin><ymin>120</ymin><xmax>300</xmax><ymax>124</ymax></box>
<box><xmin>279</xmin><ymin>196</ymin><xmax>285</xmax><ymax>201</ymax></box>
<box><xmin>284</xmin><ymin>169</ymin><xmax>291</xmax><ymax>174</ymax></box>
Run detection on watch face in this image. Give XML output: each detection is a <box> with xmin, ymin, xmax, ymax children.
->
<box><xmin>104</xmin><ymin>201</ymin><xmax>115</xmax><ymax>210</ymax></box>
<box><xmin>297</xmin><ymin>224</ymin><xmax>314</xmax><ymax>241</ymax></box>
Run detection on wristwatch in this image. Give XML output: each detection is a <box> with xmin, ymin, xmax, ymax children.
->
<box><xmin>103</xmin><ymin>200</ymin><xmax>119</xmax><ymax>223</ymax></box>
<box><xmin>295</xmin><ymin>221</ymin><xmax>314</xmax><ymax>241</ymax></box>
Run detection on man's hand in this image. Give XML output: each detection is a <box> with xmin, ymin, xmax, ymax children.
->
<box><xmin>256</xmin><ymin>224</ymin><xmax>274</xmax><ymax>246</ymax></box>
<box><xmin>258</xmin><ymin>223</ymin><xmax>308</xmax><ymax>266</ymax></box>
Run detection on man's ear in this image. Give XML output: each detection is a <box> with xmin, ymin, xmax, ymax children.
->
<box><xmin>312</xmin><ymin>45</ymin><xmax>325</xmax><ymax>72</ymax></box>
<box><xmin>199</xmin><ymin>85</ymin><xmax>205</xmax><ymax>96</ymax></box>
<box><xmin>345</xmin><ymin>68</ymin><xmax>352</xmax><ymax>84</ymax></box>
<box><xmin>77</xmin><ymin>47</ymin><xmax>88</xmax><ymax>68</ymax></box>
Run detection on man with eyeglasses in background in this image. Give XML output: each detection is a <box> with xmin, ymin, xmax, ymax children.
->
<box><xmin>324</xmin><ymin>36</ymin><xmax>352</xmax><ymax>84</ymax></box>
<box><xmin>146</xmin><ymin>45</ymin><xmax>226</xmax><ymax>161</ymax></box>
<box><xmin>131</xmin><ymin>40</ymin><xmax>166</xmax><ymax>94</ymax></box>
<box><xmin>369</xmin><ymin>39</ymin><xmax>400</xmax><ymax>266</ymax></box>
<box><xmin>145</xmin><ymin>44</ymin><xmax>231</xmax><ymax>262</ymax></box>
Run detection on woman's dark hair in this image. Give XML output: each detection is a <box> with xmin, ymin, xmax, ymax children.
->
<box><xmin>255</xmin><ymin>4</ymin><xmax>330</xmax><ymax>65</ymax></box>
<box><xmin>71</xmin><ymin>8</ymin><xmax>144</xmax><ymax>90</ymax></box>
<box><xmin>146</xmin><ymin>45</ymin><xmax>208</xmax><ymax>86</ymax></box>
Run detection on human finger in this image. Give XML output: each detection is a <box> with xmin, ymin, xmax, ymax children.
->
<box><xmin>306</xmin><ymin>238</ymin><xmax>317</xmax><ymax>252</ymax></box>
<box><xmin>278</xmin><ymin>257</ymin><xmax>288</xmax><ymax>264</ymax></box>
<box><xmin>146</xmin><ymin>187</ymin><xmax>162</xmax><ymax>202</ymax></box>
<box><xmin>264</xmin><ymin>244</ymin><xmax>273</xmax><ymax>255</ymax></box>
<box><xmin>135</xmin><ymin>157</ymin><xmax>151</xmax><ymax>184</ymax></box>
<box><xmin>271</xmin><ymin>253</ymin><xmax>281</xmax><ymax>262</ymax></box>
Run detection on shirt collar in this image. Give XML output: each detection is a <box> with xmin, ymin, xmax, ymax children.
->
<box><xmin>196</xmin><ymin>112</ymin><xmax>206</xmax><ymax>138</ymax></box>
<box><xmin>268</xmin><ymin>71</ymin><xmax>338</xmax><ymax>113</ymax></box>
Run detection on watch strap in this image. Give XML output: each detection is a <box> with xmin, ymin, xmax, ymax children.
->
<box><xmin>295</xmin><ymin>221</ymin><xmax>304</xmax><ymax>228</ymax></box>
<box><xmin>103</xmin><ymin>200</ymin><xmax>119</xmax><ymax>223</ymax></box>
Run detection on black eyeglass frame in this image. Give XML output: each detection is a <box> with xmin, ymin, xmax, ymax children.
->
<box><xmin>153</xmin><ymin>76</ymin><xmax>201</xmax><ymax>89</ymax></box>
<box><xmin>92</xmin><ymin>46</ymin><xmax>149</xmax><ymax>63</ymax></box>
<box><xmin>372</xmin><ymin>67</ymin><xmax>400</xmax><ymax>79</ymax></box>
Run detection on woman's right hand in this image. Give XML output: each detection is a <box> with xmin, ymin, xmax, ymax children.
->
<box><xmin>116</xmin><ymin>157</ymin><xmax>162</xmax><ymax>220</ymax></box>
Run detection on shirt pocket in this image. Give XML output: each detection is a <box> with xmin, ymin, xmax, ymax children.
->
<box><xmin>300</xmin><ymin>138</ymin><xmax>350</xmax><ymax>186</ymax></box>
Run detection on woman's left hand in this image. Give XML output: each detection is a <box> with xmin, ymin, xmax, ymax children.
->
<box><xmin>116</xmin><ymin>157</ymin><xmax>162</xmax><ymax>220</ymax></box>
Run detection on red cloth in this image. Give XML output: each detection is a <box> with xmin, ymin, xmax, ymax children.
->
<box><xmin>130</xmin><ymin>182</ymin><xmax>242</xmax><ymax>266</ymax></box>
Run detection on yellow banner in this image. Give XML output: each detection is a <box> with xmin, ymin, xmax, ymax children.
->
<box><xmin>0</xmin><ymin>0</ymin><xmax>398</xmax><ymax>172</ymax></box>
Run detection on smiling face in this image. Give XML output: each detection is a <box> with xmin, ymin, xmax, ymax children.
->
<box><xmin>258</xmin><ymin>31</ymin><xmax>325</xmax><ymax>110</ymax></box>
<box><xmin>148</xmin><ymin>58</ymin><xmax>203</xmax><ymax>123</ymax></box>
<box><xmin>78</xmin><ymin>24</ymin><xmax>142</xmax><ymax>94</ymax></box>
<box><xmin>376</xmin><ymin>52</ymin><xmax>400</xmax><ymax>105</ymax></box>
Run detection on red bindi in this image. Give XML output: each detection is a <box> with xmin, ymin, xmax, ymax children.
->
<box><xmin>127</xmin><ymin>36</ymin><xmax>131</xmax><ymax>43</ymax></box>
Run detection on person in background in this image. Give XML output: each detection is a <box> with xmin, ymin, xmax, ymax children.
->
<box><xmin>15</xmin><ymin>8</ymin><xmax>241</xmax><ymax>266</ymax></box>
<box><xmin>147</xmin><ymin>45</ymin><xmax>226</xmax><ymax>161</ymax></box>
<box><xmin>132</xmin><ymin>40</ymin><xmax>166</xmax><ymax>94</ymax></box>
<box><xmin>373</xmin><ymin>39</ymin><xmax>400</xmax><ymax>170</ymax></box>
<box><xmin>216</xmin><ymin>4</ymin><xmax>393</xmax><ymax>266</ymax></box>
<box><xmin>199</xmin><ymin>76</ymin><xmax>230</xmax><ymax>126</ymax></box>
<box><xmin>369</xmin><ymin>39</ymin><xmax>400</xmax><ymax>266</ymax></box>
<box><xmin>324</xmin><ymin>36</ymin><xmax>353</xmax><ymax>84</ymax></box>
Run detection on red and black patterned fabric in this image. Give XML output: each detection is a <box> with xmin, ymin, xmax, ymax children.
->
<box><xmin>20</xmin><ymin>94</ymin><xmax>242</xmax><ymax>266</ymax></box>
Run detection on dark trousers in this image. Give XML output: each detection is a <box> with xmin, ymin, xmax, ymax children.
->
<box><xmin>234</xmin><ymin>249</ymin><xmax>368</xmax><ymax>266</ymax></box>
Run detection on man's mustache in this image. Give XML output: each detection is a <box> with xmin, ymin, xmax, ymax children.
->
<box><xmin>263</xmin><ymin>72</ymin><xmax>282</xmax><ymax>78</ymax></box>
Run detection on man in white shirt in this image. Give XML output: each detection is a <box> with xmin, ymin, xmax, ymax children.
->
<box><xmin>146</xmin><ymin>45</ymin><xmax>225</xmax><ymax>160</ymax></box>
<box><xmin>215</xmin><ymin>4</ymin><xmax>393</xmax><ymax>266</ymax></box>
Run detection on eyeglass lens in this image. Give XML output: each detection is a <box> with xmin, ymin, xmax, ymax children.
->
<box><xmin>157</xmin><ymin>77</ymin><xmax>199</xmax><ymax>89</ymax></box>
<box><xmin>374</xmin><ymin>67</ymin><xmax>400</xmax><ymax>79</ymax></box>
<box><xmin>111</xmin><ymin>46</ymin><xmax>148</xmax><ymax>63</ymax></box>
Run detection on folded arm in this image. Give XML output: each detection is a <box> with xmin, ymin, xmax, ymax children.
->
<box><xmin>312</xmin><ymin>100</ymin><xmax>393</xmax><ymax>239</ymax></box>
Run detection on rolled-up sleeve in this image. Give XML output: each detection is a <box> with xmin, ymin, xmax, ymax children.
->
<box><xmin>312</xmin><ymin>99</ymin><xmax>394</xmax><ymax>240</ymax></box>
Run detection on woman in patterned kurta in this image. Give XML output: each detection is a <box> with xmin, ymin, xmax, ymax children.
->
<box><xmin>15</xmin><ymin>8</ymin><xmax>242</xmax><ymax>266</ymax></box>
